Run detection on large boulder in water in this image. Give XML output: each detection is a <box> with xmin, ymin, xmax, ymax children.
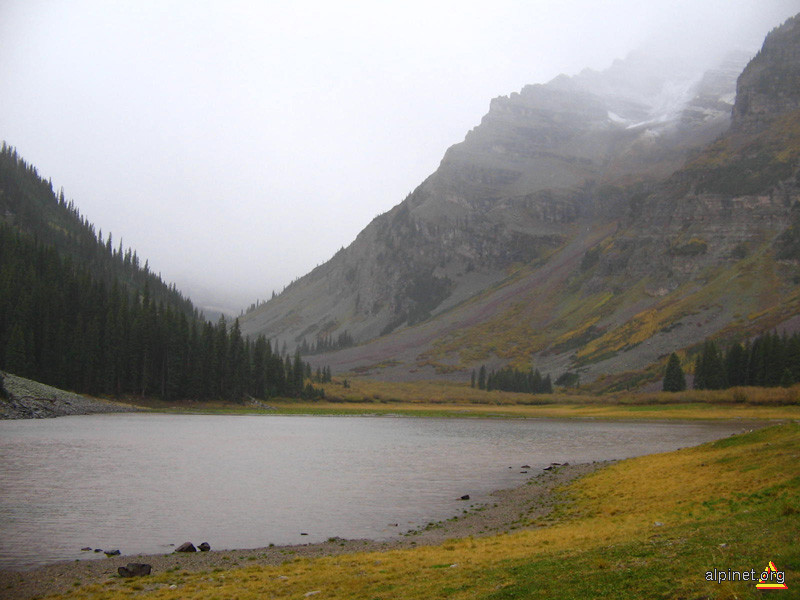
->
<box><xmin>175</xmin><ymin>542</ymin><xmax>196</xmax><ymax>553</ymax></box>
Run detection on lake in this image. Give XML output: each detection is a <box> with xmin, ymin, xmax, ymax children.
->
<box><xmin>0</xmin><ymin>413</ymin><xmax>752</xmax><ymax>570</ymax></box>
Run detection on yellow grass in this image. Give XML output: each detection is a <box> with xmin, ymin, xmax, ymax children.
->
<box><xmin>287</xmin><ymin>399</ymin><xmax>800</xmax><ymax>420</ymax></box>
<box><xmin>273</xmin><ymin>378</ymin><xmax>800</xmax><ymax>420</ymax></box>
<box><xmin>138</xmin><ymin>377</ymin><xmax>800</xmax><ymax>420</ymax></box>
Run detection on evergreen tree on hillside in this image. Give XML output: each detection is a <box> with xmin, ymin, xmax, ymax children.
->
<box><xmin>724</xmin><ymin>342</ymin><xmax>747</xmax><ymax>388</ymax></box>
<box><xmin>662</xmin><ymin>353</ymin><xmax>686</xmax><ymax>392</ymax></box>
<box><xmin>689</xmin><ymin>330</ymin><xmax>800</xmax><ymax>392</ymax></box>
<box><xmin>0</xmin><ymin>145</ymin><xmax>328</xmax><ymax>403</ymax></box>
<box><xmin>483</xmin><ymin>365</ymin><xmax>553</xmax><ymax>394</ymax></box>
<box><xmin>694</xmin><ymin>341</ymin><xmax>725</xmax><ymax>390</ymax></box>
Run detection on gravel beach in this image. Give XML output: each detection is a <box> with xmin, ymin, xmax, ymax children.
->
<box><xmin>0</xmin><ymin>373</ymin><xmax>139</xmax><ymax>420</ymax></box>
<box><xmin>0</xmin><ymin>461</ymin><xmax>605</xmax><ymax>599</ymax></box>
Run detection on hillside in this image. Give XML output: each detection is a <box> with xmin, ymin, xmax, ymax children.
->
<box><xmin>240</xmin><ymin>14</ymin><xmax>800</xmax><ymax>387</ymax></box>
<box><xmin>0</xmin><ymin>145</ymin><xmax>322</xmax><ymax>404</ymax></box>
<box><xmin>0</xmin><ymin>144</ymin><xmax>196</xmax><ymax>315</ymax></box>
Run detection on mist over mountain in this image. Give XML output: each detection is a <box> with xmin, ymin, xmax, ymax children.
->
<box><xmin>240</xmin><ymin>13</ymin><xmax>800</xmax><ymax>388</ymax></box>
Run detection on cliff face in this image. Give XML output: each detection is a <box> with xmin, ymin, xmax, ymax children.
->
<box><xmin>603</xmin><ymin>14</ymin><xmax>800</xmax><ymax>288</ymax></box>
<box><xmin>241</xmin><ymin>14</ymin><xmax>800</xmax><ymax>387</ymax></box>
<box><xmin>733</xmin><ymin>14</ymin><xmax>800</xmax><ymax>126</ymax></box>
<box><xmin>241</xmin><ymin>47</ymin><xmax>747</xmax><ymax>349</ymax></box>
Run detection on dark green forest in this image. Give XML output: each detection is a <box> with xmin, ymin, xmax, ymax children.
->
<box><xmin>0</xmin><ymin>144</ymin><xmax>322</xmax><ymax>401</ymax></box>
<box><xmin>471</xmin><ymin>364</ymin><xmax>553</xmax><ymax>394</ymax></box>
<box><xmin>692</xmin><ymin>331</ymin><xmax>800</xmax><ymax>390</ymax></box>
<box><xmin>298</xmin><ymin>330</ymin><xmax>355</xmax><ymax>355</ymax></box>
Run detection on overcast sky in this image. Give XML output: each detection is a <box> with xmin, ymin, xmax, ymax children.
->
<box><xmin>2</xmin><ymin>1</ymin><xmax>799</xmax><ymax>313</ymax></box>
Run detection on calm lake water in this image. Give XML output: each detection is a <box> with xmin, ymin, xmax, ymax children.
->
<box><xmin>0</xmin><ymin>413</ymin><xmax>752</xmax><ymax>570</ymax></box>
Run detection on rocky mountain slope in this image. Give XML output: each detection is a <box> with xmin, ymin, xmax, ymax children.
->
<box><xmin>241</xmin><ymin>14</ymin><xmax>800</xmax><ymax>387</ymax></box>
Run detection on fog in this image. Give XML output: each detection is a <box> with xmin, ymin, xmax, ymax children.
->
<box><xmin>2</xmin><ymin>1</ymin><xmax>798</xmax><ymax>313</ymax></box>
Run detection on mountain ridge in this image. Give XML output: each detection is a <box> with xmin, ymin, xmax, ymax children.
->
<box><xmin>240</xmin><ymin>14</ymin><xmax>800</xmax><ymax>388</ymax></box>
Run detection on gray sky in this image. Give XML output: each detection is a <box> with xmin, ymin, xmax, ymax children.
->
<box><xmin>2</xmin><ymin>1</ymin><xmax>798</xmax><ymax>313</ymax></box>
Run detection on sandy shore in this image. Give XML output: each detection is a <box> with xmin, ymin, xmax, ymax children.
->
<box><xmin>0</xmin><ymin>461</ymin><xmax>605</xmax><ymax>600</ymax></box>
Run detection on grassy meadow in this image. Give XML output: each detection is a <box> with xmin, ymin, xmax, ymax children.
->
<box><xmin>46</xmin><ymin>421</ymin><xmax>799</xmax><ymax>599</ymax></box>
<box><xmin>139</xmin><ymin>377</ymin><xmax>800</xmax><ymax>421</ymax></box>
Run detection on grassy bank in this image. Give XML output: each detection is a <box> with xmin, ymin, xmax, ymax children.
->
<box><xmin>47</xmin><ymin>422</ymin><xmax>799</xmax><ymax>599</ymax></box>
<box><xmin>136</xmin><ymin>378</ymin><xmax>800</xmax><ymax>421</ymax></box>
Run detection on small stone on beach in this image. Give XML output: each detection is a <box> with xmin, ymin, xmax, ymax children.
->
<box><xmin>118</xmin><ymin>563</ymin><xmax>152</xmax><ymax>578</ymax></box>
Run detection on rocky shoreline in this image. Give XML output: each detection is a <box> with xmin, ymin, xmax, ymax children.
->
<box><xmin>0</xmin><ymin>372</ymin><xmax>139</xmax><ymax>419</ymax></box>
<box><xmin>0</xmin><ymin>461</ymin><xmax>606</xmax><ymax>600</ymax></box>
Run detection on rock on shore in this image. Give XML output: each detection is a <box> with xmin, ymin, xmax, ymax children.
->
<box><xmin>0</xmin><ymin>372</ymin><xmax>139</xmax><ymax>419</ymax></box>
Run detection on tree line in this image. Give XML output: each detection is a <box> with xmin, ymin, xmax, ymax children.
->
<box><xmin>0</xmin><ymin>224</ymin><xmax>323</xmax><ymax>401</ymax></box>
<box><xmin>298</xmin><ymin>330</ymin><xmax>355</xmax><ymax>355</ymax></box>
<box><xmin>471</xmin><ymin>365</ymin><xmax>553</xmax><ymax>394</ymax></box>
<box><xmin>663</xmin><ymin>330</ymin><xmax>800</xmax><ymax>391</ymax></box>
<box><xmin>0</xmin><ymin>143</ymin><xmax>195</xmax><ymax>315</ymax></box>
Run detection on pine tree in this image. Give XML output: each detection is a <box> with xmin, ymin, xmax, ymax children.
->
<box><xmin>213</xmin><ymin>315</ymin><xmax>228</xmax><ymax>399</ymax></box>
<box><xmin>4</xmin><ymin>322</ymin><xmax>31</xmax><ymax>377</ymax></box>
<box><xmin>478</xmin><ymin>365</ymin><xmax>487</xmax><ymax>390</ymax></box>
<box><xmin>663</xmin><ymin>352</ymin><xmax>686</xmax><ymax>392</ymax></box>
<box><xmin>703</xmin><ymin>341</ymin><xmax>725</xmax><ymax>390</ymax></box>
<box><xmin>227</xmin><ymin>318</ymin><xmax>247</xmax><ymax>402</ymax></box>
<box><xmin>695</xmin><ymin>341</ymin><xmax>724</xmax><ymax>390</ymax></box>
<box><xmin>251</xmin><ymin>335</ymin><xmax>267</xmax><ymax>399</ymax></box>
<box><xmin>292</xmin><ymin>350</ymin><xmax>304</xmax><ymax>393</ymax></box>
<box><xmin>724</xmin><ymin>343</ymin><xmax>747</xmax><ymax>388</ymax></box>
<box><xmin>780</xmin><ymin>367</ymin><xmax>794</xmax><ymax>387</ymax></box>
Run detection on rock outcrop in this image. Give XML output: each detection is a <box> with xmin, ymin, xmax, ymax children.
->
<box><xmin>733</xmin><ymin>14</ymin><xmax>800</xmax><ymax>127</ymax></box>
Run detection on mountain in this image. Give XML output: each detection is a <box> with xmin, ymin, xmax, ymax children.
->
<box><xmin>240</xmin><ymin>14</ymin><xmax>800</xmax><ymax>388</ymax></box>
